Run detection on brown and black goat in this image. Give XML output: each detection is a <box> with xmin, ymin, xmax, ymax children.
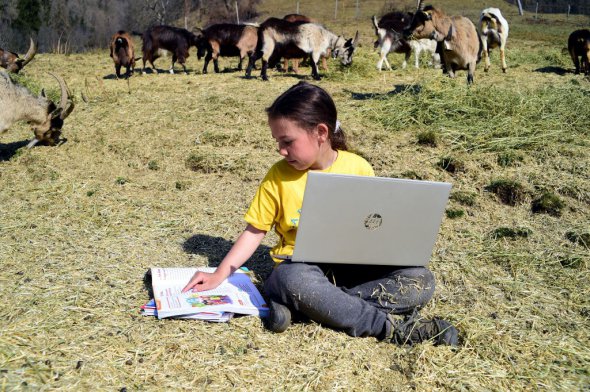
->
<box><xmin>109</xmin><ymin>30</ymin><xmax>136</xmax><ymax>78</ymax></box>
<box><xmin>568</xmin><ymin>29</ymin><xmax>590</xmax><ymax>75</ymax></box>
<box><xmin>245</xmin><ymin>17</ymin><xmax>358</xmax><ymax>81</ymax></box>
<box><xmin>0</xmin><ymin>71</ymin><xmax>74</xmax><ymax>148</ymax></box>
<box><xmin>0</xmin><ymin>37</ymin><xmax>36</xmax><ymax>74</ymax></box>
<box><xmin>136</xmin><ymin>25</ymin><xmax>203</xmax><ymax>74</ymax></box>
<box><xmin>196</xmin><ymin>23</ymin><xmax>258</xmax><ymax>74</ymax></box>
<box><xmin>404</xmin><ymin>1</ymin><xmax>481</xmax><ymax>84</ymax></box>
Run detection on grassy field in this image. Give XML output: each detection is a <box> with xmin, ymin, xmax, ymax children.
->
<box><xmin>1</xmin><ymin>0</ymin><xmax>589</xmax><ymax>390</ymax></box>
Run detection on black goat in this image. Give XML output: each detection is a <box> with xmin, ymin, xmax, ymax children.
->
<box><xmin>136</xmin><ymin>26</ymin><xmax>202</xmax><ymax>74</ymax></box>
<box><xmin>568</xmin><ymin>29</ymin><xmax>590</xmax><ymax>75</ymax></box>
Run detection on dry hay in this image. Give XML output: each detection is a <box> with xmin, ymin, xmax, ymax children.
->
<box><xmin>1</xmin><ymin>0</ymin><xmax>589</xmax><ymax>390</ymax></box>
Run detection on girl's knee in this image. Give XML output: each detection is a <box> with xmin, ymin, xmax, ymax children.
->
<box><xmin>264</xmin><ymin>262</ymin><xmax>319</xmax><ymax>298</ymax></box>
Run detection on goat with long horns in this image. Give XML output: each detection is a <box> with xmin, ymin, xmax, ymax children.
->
<box><xmin>0</xmin><ymin>72</ymin><xmax>74</xmax><ymax>148</ymax></box>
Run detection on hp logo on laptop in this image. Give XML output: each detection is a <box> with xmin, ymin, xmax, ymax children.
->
<box><xmin>364</xmin><ymin>213</ymin><xmax>382</xmax><ymax>230</ymax></box>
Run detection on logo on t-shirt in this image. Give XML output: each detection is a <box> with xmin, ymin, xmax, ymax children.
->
<box><xmin>290</xmin><ymin>208</ymin><xmax>302</xmax><ymax>228</ymax></box>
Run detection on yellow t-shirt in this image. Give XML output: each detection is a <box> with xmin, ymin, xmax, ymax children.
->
<box><xmin>244</xmin><ymin>150</ymin><xmax>375</xmax><ymax>262</ymax></box>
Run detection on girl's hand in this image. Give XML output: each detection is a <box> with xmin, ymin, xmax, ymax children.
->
<box><xmin>182</xmin><ymin>271</ymin><xmax>225</xmax><ymax>293</ymax></box>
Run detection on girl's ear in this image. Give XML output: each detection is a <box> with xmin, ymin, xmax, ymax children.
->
<box><xmin>316</xmin><ymin>123</ymin><xmax>329</xmax><ymax>143</ymax></box>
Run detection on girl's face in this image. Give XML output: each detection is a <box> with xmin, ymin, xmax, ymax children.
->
<box><xmin>269</xmin><ymin>117</ymin><xmax>332</xmax><ymax>171</ymax></box>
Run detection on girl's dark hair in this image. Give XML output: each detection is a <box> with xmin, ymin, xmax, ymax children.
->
<box><xmin>266</xmin><ymin>81</ymin><xmax>348</xmax><ymax>151</ymax></box>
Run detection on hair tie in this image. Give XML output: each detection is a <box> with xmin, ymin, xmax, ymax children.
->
<box><xmin>334</xmin><ymin>120</ymin><xmax>341</xmax><ymax>133</ymax></box>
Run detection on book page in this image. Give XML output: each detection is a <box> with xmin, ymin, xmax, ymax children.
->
<box><xmin>151</xmin><ymin>267</ymin><xmax>268</xmax><ymax>319</ymax></box>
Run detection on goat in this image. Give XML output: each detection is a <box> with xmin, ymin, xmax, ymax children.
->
<box><xmin>245</xmin><ymin>17</ymin><xmax>358</xmax><ymax>81</ymax></box>
<box><xmin>281</xmin><ymin>14</ymin><xmax>329</xmax><ymax>74</ymax></box>
<box><xmin>136</xmin><ymin>25</ymin><xmax>202</xmax><ymax>74</ymax></box>
<box><xmin>0</xmin><ymin>72</ymin><xmax>74</xmax><ymax>148</ymax></box>
<box><xmin>372</xmin><ymin>13</ymin><xmax>439</xmax><ymax>70</ymax></box>
<box><xmin>479</xmin><ymin>8</ymin><xmax>509</xmax><ymax>73</ymax></box>
<box><xmin>0</xmin><ymin>37</ymin><xmax>36</xmax><ymax>74</ymax></box>
<box><xmin>109</xmin><ymin>30</ymin><xmax>136</xmax><ymax>78</ymax></box>
<box><xmin>568</xmin><ymin>29</ymin><xmax>590</xmax><ymax>75</ymax></box>
<box><xmin>196</xmin><ymin>23</ymin><xmax>258</xmax><ymax>74</ymax></box>
<box><xmin>404</xmin><ymin>1</ymin><xmax>481</xmax><ymax>84</ymax></box>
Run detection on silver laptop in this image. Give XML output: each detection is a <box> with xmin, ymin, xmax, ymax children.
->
<box><xmin>285</xmin><ymin>172</ymin><xmax>451</xmax><ymax>266</ymax></box>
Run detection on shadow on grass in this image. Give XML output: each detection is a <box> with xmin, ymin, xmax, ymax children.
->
<box><xmin>347</xmin><ymin>84</ymin><xmax>422</xmax><ymax>100</ymax></box>
<box><xmin>534</xmin><ymin>66</ymin><xmax>570</xmax><ymax>75</ymax></box>
<box><xmin>0</xmin><ymin>140</ymin><xmax>29</xmax><ymax>161</ymax></box>
<box><xmin>102</xmin><ymin>73</ymin><xmax>135</xmax><ymax>80</ymax></box>
<box><xmin>182</xmin><ymin>233</ymin><xmax>274</xmax><ymax>278</ymax></box>
<box><xmin>106</xmin><ymin>67</ymin><xmax>195</xmax><ymax>79</ymax></box>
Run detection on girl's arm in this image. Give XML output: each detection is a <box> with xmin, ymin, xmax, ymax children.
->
<box><xmin>181</xmin><ymin>224</ymin><xmax>267</xmax><ymax>293</ymax></box>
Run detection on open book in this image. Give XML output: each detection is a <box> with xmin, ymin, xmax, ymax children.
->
<box><xmin>142</xmin><ymin>267</ymin><xmax>269</xmax><ymax>321</ymax></box>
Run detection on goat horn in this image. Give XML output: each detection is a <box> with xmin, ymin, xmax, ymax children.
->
<box><xmin>60</xmin><ymin>101</ymin><xmax>75</xmax><ymax>120</ymax></box>
<box><xmin>48</xmin><ymin>73</ymin><xmax>70</xmax><ymax>113</ymax></box>
<box><xmin>416</xmin><ymin>0</ymin><xmax>424</xmax><ymax>10</ymax></box>
<box><xmin>26</xmin><ymin>138</ymin><xmax>40</xmax><ymax>149</ymax></box>
<box><xmin>21</xmin><ymin>37</ymin><xmax>37</xmax><ymax>68</ymax></box>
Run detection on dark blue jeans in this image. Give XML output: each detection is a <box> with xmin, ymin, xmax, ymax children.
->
<box><xmin>263</xmin><ymin>261</ymin><xmax>435</xmax><ymax>339</ymax></box>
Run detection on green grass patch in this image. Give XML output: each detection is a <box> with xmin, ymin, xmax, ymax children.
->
<box><xmin>417</xmin><ymin>130</ymin><xmax>437</xmax><ymax>147</ymax></box>
<box><xmin>497</xmin><ymin>151</ymin><xmax>524</xmax><ymax>167</ymax></box>
<box><xmin>531</xmin><ymin>191</ymin><xmax>565</xmax><ymax>217</ymax></box>
<box><xmin>450</xmin><ymin>191</ymin><xmax>477</xmax><ymax>206</ymax></box>
<box><xmin>491</xmin><ymin>227</ymin><xmax>533</xmax><ymax>239</ymax></box>
<box><xmin>445</xmin><ymin>208</ymin><xmax>465</xmax><ymax>219</ymax></box>
<box><xmin>565</xmin><ymin>231</ymin><xmax>590</xmax><ymax>248</ymax></box>
<box><xmin>485</xmin><ymin>179</ymin><xmax>527</xmax><ymax>206</ymax></box>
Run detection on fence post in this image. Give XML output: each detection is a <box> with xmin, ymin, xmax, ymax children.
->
<box><xmin>296</xmin><ymin>1</ymin><xmax>300</xmax><ymax>14</ymax></box>
<box><xmin>335</xmin><ymin>0</ymin><xmax>338</xmax><ymax>20</ymax></box>
<box><xmin>535</xmin><ymin>2</ymin><xmax>538</xmax><ymax>19</ymax></box>
<box><xmin>235</xmin><ymin>1</ymin><xmax>239</xmax><ymax>24</ymax></box>
<box><xmin>356</xmin><ymin>0</ymin><xmax>360</xmax><ymax>19</ymax></box>
<box><xmin>517</xmin><ymin>0</ymin><xmax>524</xmax><ymax>15</ymax></box>
<box><xmin>567</xmin><ymin>4</ymin><xmax>571</xmax><ymax>18</ymax></box>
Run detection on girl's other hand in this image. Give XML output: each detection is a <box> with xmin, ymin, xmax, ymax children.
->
<box><xmin>182</xmin><ymin>271</ymin><xmax>224</xmax><ymax>293</ymax></box>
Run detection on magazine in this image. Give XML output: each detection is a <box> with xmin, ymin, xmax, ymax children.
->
<box><xmin>141</xmin><ymin>299</ymin><xmax>233</xmax><ymax>322</ymax></box>
<box><xmin>144</xmin><ymin>267</ymin><xmax>268</xmax><ymax>321</ymax></box>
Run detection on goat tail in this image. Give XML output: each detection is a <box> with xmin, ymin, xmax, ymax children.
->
<box><xmin>372</xmin><ymin>15</ymin><xmax>380</xmax><ymax>31</ymax></box>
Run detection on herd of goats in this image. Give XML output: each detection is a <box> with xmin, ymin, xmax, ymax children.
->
<box><xmin>1</xmin><ymin>1</ymin><xmax>589</xmax><ymax>149</ymax></box>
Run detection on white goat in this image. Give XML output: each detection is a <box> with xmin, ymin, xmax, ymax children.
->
<box><xmin>0</xmin><ymin>71</ymin><xmax>74</xmax><ymax>147</ymax></box>
<box><xmin>479</xmin><ymin>8</ymin><xmax>509</xmax><ymax>73</ymax></box>
<box><xmin>245</xmin><ymin>17</ymin><xmax>358</xmax><ymax>81</ymax></box>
